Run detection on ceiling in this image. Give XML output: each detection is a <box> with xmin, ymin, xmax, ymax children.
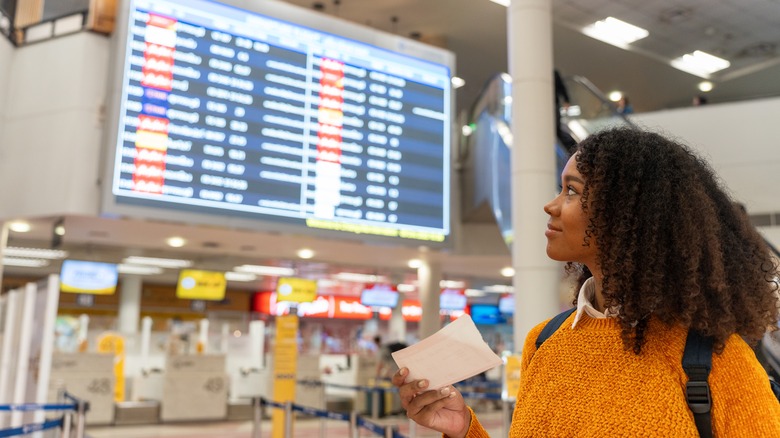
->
<box><xmin>278</xmin><ymin>0</ymin><xmax>780</xmax><ymax>113</ymax></box>
<box><xmin>4</xmin><ymin>0</ymin><xmax>780</xmax><ymax>299</ymax></box>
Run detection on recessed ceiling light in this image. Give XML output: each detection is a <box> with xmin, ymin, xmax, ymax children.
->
<box><xmin>166</xmin><ymin>236</ymin><xmax>187</xmax><ymax>248</ymax></box>
<box><xmin>608</xmin><ymin>91</ymin><xmax>623</xmax><ymax>102</ymax></box>
<box><xmin>583</xmin><ymin>17</ymin><xmax>649</xmax><ymax>48</ymax></box>
<box><xmin>54</xmin><ymin>224</ymin><xmax>65</xmax><ymax>236</ymax></box>
<box><xmin>234</xmin><ymin>264</ymin><xmax>295</xmax><ymax>276</ymax></box>
<box><xmin>117</xmin><ymin>264</ymin><xmax>164</xmax><ymax>275</ymax></box>
<box><xmin>297</xmin><ymin>248</ymin><xmax>315</xmax><ymax>259</ymax></box>
<box><xmin>122</xmin><ymin>256</ymin><xmax>193</xmax><ymax>268</ymax></box>
<box><xmin>2</xmin><ymin>257</ymin><xmax>49</xmax><ymax>268</ymax></box>
<box><xmin>408</xmin><ymin>259</ymin><xmax>423</xmax><ymax>269</ymax></box>
<box><xmin>501</xmin><ymin>267</ymin><xmax>515</xmax><ymax>277</ymax></box>
<box><xmin>451</xmin><ymin>76</ymin><xmax>466</xmax><ymax>89</ymax></box>
<box><xmin>5</xmin><ymin>247</ymin><xmax>68</xmax><ymax>259</ymax></box>
<box><xmin>8</xmin><ymin>221</ymin><xmax>31</xmax><ymax>233</ymax></box>
<box><xmin>225</xmin><ymin>271</ymin><xmax>258</xmax><ymax>282</ymax></box>
<box><xmin>670</xmin><ymin>50</ymin><xmax>730</xmax><ymax>78</ymax></box>
<box><xmin>698</xmin><ymin>81</ymin><xmax>714</xmax><ymax>92</ymax></box>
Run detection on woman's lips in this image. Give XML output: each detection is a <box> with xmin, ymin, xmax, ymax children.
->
<box><xmin>545</xmin><ymin>224</ymin><xmax>562</xmax><ymax>237</ymax></box>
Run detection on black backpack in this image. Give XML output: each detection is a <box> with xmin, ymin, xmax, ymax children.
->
<box><xmin>535</xmin><ymin>308</ymin><xmax>780</xmax><ymax>438</ymax></box>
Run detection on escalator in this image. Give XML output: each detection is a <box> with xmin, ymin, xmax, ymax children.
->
<box><xmin>459</xmin><ymin>73</ymin><xmax>634</xmax><ymax>249</ymax></box>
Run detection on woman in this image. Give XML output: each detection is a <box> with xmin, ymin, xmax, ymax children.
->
<box><xmin>392</xmin><ymin>127</ymin><xmax>780</xmax><ymax>437</ymax></box>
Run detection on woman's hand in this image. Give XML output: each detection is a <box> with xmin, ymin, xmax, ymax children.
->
<box><xmin>392</xmin><ymin>367</ymin><xmax>471</xmax><ymax>438</ymax></box>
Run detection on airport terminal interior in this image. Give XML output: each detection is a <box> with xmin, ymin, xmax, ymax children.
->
<box><xmin>0</xmin><ymin>0</ymin><xmax>779</xmax><ymax>437</ymax></box>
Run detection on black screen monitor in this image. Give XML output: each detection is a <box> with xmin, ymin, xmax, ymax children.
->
<box><xmin>105</xmin><ymin>0</ymin><xmax>454</xmax><ymax>245</ymax></box>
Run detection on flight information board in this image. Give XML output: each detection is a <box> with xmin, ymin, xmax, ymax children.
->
<box><xmin>111</xmin><ymin>0</ymin><xmax>452</xmax><ymax>243</ymax></box>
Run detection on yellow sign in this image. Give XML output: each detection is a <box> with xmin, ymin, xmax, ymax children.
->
<box><xmin>272</xmin><ymin>314</ymin><xmax>299</xmax><ymax>438</ymax></box>
<box><xmin>176</xmin><ymin>270</ymin><xmax>227</xmax><ymax>301</ymax></box>
<box><xmin>504</xmin><ymin>354</ymin><xmax>522</xmax><ymax>401</ymax></box>
<box><xmin>97</xmin><ymin>332</ymin><xmax>125</xmax><ymax>402</ymax></box>
<box><xmin>275</xmin><ymin>277</ymin><xmax>317</xmax><ymax>303</ymax></box>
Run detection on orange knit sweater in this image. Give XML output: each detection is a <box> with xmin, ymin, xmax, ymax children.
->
<box><xmin>463</xmin><ymin>313</ymin><xmax>780</xmax><ymax>437</ymax></box>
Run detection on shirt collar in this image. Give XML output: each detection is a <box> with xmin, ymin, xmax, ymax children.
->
<box><xmin>571</xmin><ymin>277</ymin><xmax>615</xmax><ymax>328</ymax></box>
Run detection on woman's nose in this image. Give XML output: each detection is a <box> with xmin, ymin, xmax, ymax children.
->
<box><xmin>544</xmin><ymin>197</ymin><xmax>558</xmax><ymax>216</ymax></box>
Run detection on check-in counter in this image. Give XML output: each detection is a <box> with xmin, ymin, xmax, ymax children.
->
<box><xmin>160</xmin><ymin>354</ymin><xmax>228</xmax><ymax>422</ymax></box>
<box><xmin>48</xmin><ymin>352</ymin><xmax>115</xmax><ymax>425</ymax></box>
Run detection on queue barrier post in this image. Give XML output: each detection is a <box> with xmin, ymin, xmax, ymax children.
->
<box><xmin>61</xmin><ymin>407</ymin><xmax>73</xmax><ymax>438</ymax></box>
<box><xmin>502</xmin><ymin>399</ymin><xmax>511</xmax><ymax>438</ymax></box>
<box><xmin>251</xmin><ymin>397</ymin><xmax>263</xmax><ymax>438</ymax></box>
<box><xmin>319</xmin><ymin>382</ymin><xmax>327</xmax><ymax>438</ymax></box>
<box><xmin>349</xmin><ymin>410</ymin><xmax>359</xmax><ymax>438</ymax></box>
<box><xmin>283</xmin><ymin>401</ymin><xmax>293</xmax><ymax>438</ymax></box>
<box><xmin>371</xmin><ymin>386</ymin><xmax>379</xmax><ymax>419</ymax></box>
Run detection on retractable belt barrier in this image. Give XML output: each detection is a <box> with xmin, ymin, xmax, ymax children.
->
<box><xmin>252</xmin><ymin>395</ymin><xmax>405</xmax><ymax>438</ymax></box>
<box><xmin>0</xmin><ymin>392</ymin><xmax>88</xmax><ymax>438</ymax></box>
<box><xmin>251</xmin><ymin>380</ymin><xmax>505</xmax><ymax>438</ymax></box>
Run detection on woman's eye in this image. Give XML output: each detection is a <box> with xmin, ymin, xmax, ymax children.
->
<box><xmin>566</xmin><ymin>186</ymin><xmax>577</xmax><ymax>196</ymax></box>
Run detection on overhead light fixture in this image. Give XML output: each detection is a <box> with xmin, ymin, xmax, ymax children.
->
<box><xmin>2</xmin><ymin>257</ymin><xmax>49</xmax><ymax>268</ymax></box>
<box><xmin>397</xmin><ymin>283</ymin><xmax>416</xmax><ymax>292</ymax></box>
<box><xmin>296</xmin><ymin>248</ymin><xmax>315</xmax><ymax>259</ymax></box>
<box><xmin>451</xmin><ymin>76</ymin><xmax>465</xmax><ymax>89</ymax></box>
<box><xmin>54</xmin><ymin>224</ymin><xmax>65</xmax><ymax>236</ymax></box>
<box><xmin>117</xmin><ymin>264</ymin><xmax>164</xmax><ymax>275</ymax></box>
<box><xmin>8</xmin><ymin>221</ymin><xmax>31</xmax><ymax>233</ymax></box>
<box><xmin>334</xmin><ymin>272</ymin><xmax>386</xmax><ymax>283</ymax></box>
<box><xmin>465</xmin><ymin>288</ymin><xmax>486</xmax><ymax>297</ymax></box>
<box><xmin>225</xmin><ymin>271</ymin><xmax>257</xmax><ymax>282</ymax></box>
<box><xmin>489</xmin><ymin>0</ymin><xmax>510</xmax><ymax>6</ymax></box>
<box><xmin>583</xmin><ymin>17</ymin><xmax>649</xmax><ymax>48</ymax></box>
<box><xmin>670</xmin><ymin>50</ymin><xmax>730</xmax><ymax>78</ymax></box>
<box><xmin>407</xmin><ymin>259</ymin><xmax>423</xmax><ymax>269</ymax></box>
<box><xmin>234</xmin><ymin>264</ymin><xmax>295</xmax><ymax>276</ymax></box>
<box><xmin>500</xmin><ymin>267</ymin><xmax>515</xmax><ymax>277</ymax></box>
<box><xmin>461</xmin><ymin>124</ymin><xmax>474</xmax><ymax>137</ymax></box>
<box><xmin>608</xmin><ymin>91</ymin><xmax>623</xmax><ymax>102</ymax></box>
<box><xmin>4</xmin><ymin>247</ymin><xmax>68</xmax><ymax>259</ymax></box>
<box><xmin>698</xmin><ymin>81</ymin><xmax>714</xmax><ymax>92</ymax></box>
<box><xmin>165</xmin><ymin>236</ymin><xmax>187</xmax><ymax>248</ymax></box>
<box><xmin>484</xmin><ymin>284</ymin><xmax>514</xmax><ymax>293</ymax></box>
<box><xmin>122</xmin><ymin>256</ymin><xmax>193</xmax><ymax>268</ymax></box>
<box><xmin>440</xmin><ymin>280</ymin><xmax>466</xmax><ymax>288</ymax></box>
<box><xmin>317</xmin><ymin>278</ymin><xmax>339</xmax><ymax>288</ymax></box>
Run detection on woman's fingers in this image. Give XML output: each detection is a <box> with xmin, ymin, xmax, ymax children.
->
<box><xmin>406</xmin><ymin>385</ymin><xmax>456</xmax><ymax>418</ymax></box>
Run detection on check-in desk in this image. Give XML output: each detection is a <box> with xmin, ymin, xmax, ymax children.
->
<box><xmin>48</xmin><ymin>353</ymin><xmax>115</xmax><ymax>425</ymax></box>
<box><xmin>160</xmin><ymin>354</ymin><xmax>228</xmax><ymax>422</ymax></box>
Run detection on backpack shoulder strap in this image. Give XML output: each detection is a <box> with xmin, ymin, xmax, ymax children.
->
<box><xmin>682</xmin><ymin>330</ymin><xmax>714</xmax><ymax>438</ymax></box>
<box><xmin>535</xmin><ymin>308</ymin><xmax>576</xmax><ymax>350</ymax></box>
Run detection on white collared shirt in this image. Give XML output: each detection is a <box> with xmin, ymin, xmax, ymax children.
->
<box><xmin>571</xmin><ymin>277</ymin><xmax>615</xmax><ymax>328</ymax></box>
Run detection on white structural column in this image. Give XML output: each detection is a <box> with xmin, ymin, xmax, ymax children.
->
<box><xmin>118</xmin><ymin>275</ymin><xmax>143</xmax><ymax>334</ymax></box>
<box><xmin>389</xmin><ymin>299</ymin><xmax>406</xmax><ymax>343</ymax></box>
<box><xmin>508</xmin><ymin>0</ymin><xmax>561</xmax><ymax>351</ymax></box>
<box><xmin>417</xmin><ymin>259</ymin><xmax>442</xmax><ymax>339</ymax></box>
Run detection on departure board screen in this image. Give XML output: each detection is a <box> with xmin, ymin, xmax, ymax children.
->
<box><xmin>110</xmin><ymin>0</ymin><xmax>452</xmax><ymax>243</ymax></box>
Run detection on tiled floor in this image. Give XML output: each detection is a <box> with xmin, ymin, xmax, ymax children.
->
<box><xmin>86</xmin><ymin>409</ymin><xmax>507</xmax><ymax>437</ymax></box>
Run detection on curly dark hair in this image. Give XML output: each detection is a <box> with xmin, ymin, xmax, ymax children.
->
<box><xmin>571</xmin><ymin>127</ymin><xmax>779</xmax><ymax>354</ymax></box>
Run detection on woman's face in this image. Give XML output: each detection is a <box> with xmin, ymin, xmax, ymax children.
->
<box><xmin>543</xmin><ymin>155</ymin><xmax>598</xmax><ymax>267</ymax></box>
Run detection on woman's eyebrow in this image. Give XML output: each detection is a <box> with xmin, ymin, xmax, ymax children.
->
<box><xmin>563</xmin><ymin>175</ymin><xmax>585</xmax><ymax>184</ymax></box>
